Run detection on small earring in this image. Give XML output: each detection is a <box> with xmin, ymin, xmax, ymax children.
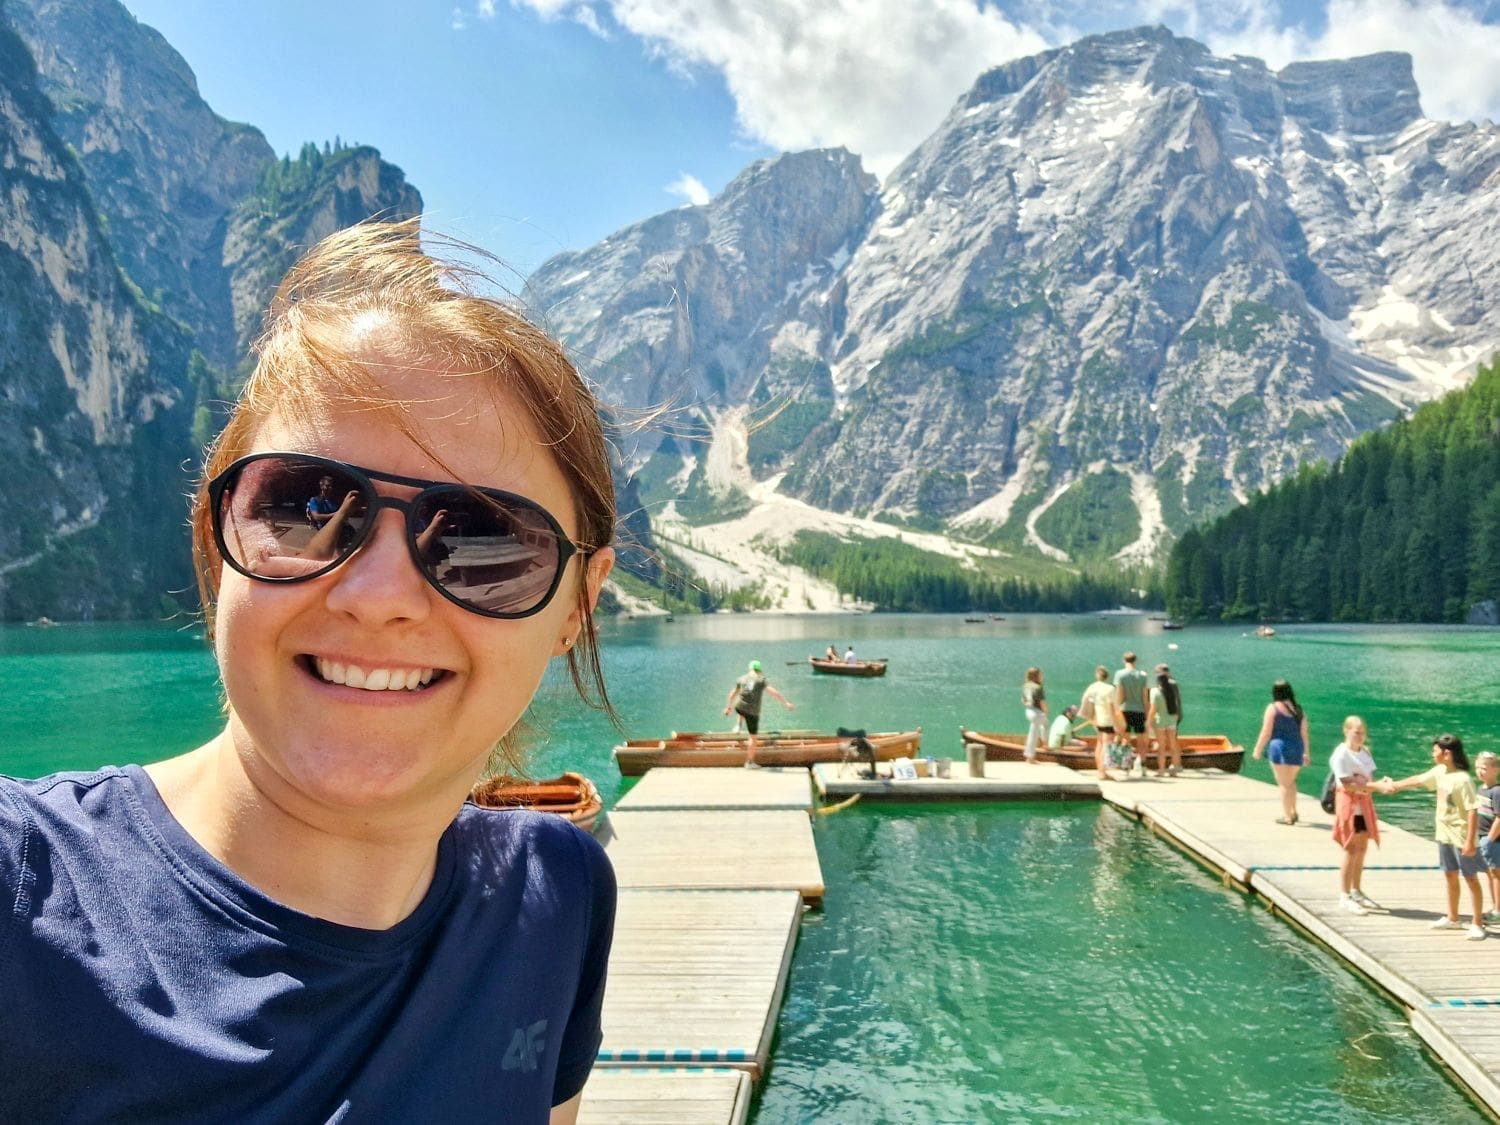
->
<box><xmin>562</xmin><ymin>635</ymin><xmax>574</xmax><ymax>648</ymax></box>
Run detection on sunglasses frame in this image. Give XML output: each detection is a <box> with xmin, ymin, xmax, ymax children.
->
<box><xmin>207</xmin><ymin>452</ymin><xmax>582</xmax><ymax>619</ymax></box>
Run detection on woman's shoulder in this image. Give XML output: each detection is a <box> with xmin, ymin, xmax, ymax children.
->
<box><xmin>455</xmin><ymin>805</ymin><xmax>611</xmax><ymax>880</ymax></box>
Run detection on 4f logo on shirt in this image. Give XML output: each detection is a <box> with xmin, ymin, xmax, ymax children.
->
<box><xmin>502</xmin><ymin>1019</ymin><xmax>548</xmax><ymax>1072</ymax></box>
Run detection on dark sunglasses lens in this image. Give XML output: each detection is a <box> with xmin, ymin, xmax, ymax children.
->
<box><xmin>412</xmin><ymin>489</ymin><xmax>563</xmax><ymax>615</ymax></box>
<box><xmin>219</xmin><ymin>458</ymin><xmax>370</xmax><ymax>579</ymax></box>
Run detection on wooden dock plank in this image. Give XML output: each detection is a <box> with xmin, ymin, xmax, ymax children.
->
<box><xmin>600</xmin><ymin>811</ymin><xmax>825</xmax><ymax>902</ymax></box>
<box><xmin>579</xmin><ymin>1069</ymin><xmax>752</xmax><ymax>1124</ymax></box>
<box><xmin>616</xmin><ymin>767</ymin><xmax>812</xmax><ymax>811</ymax></box>
<box><xmin>599</xmin><ymin>889</ymin><xmax>802</xmax><ymax>1080</ymax></box>
<box><xmin>1413</xmin><ymin>1008</ymin><xmax>1500</xmax><ymax>1113</ymax></box>
<box><xmin>812</xmin><ymin>759</ymin><xmax>1099</xmax><ymax>801</ymax></box>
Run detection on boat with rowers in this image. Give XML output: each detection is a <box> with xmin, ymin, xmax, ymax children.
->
<box><xmin>958</xmin><ymin>729</ymin><xmax>1244</xmax><ymax>773</ymax></box>
<box><xmin>470</xmin><ymin>771</ymin><xmax>604</xmax><ymax>831</ymax></box>
<box><xmin>613</xmin><ymin>728</ymin><xmax>923</xmax><ymax>776</ymax></box>
<box><xmin>808</xmin><ymin>656</ymin><xmax>888</xmax><ymax>677</ymax></box>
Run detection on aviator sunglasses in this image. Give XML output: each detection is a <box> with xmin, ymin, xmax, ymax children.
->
<box><xmin>208</xmin><ymin>452</ymin><xmax>581</xmax><ymax>619</ymax></box>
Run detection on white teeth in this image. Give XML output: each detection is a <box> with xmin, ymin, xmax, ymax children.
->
<box><xmin>313</xmin><ymin>658</ymin><xmax>437</xmax><ymax>692</ymax></box>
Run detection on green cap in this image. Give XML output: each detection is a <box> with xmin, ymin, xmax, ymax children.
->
<box><xmin>749</xmin><ymin>660</ymin><xmax>762</xmax><ymax>672</ymax></box>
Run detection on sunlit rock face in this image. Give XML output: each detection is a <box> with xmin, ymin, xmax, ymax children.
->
<box><xmin>0</xmin><ymin>0</ymin><xmax>423</xmax><ymax>618</ymax></box>
<box><xmin>530</xmin><ymin>27</ymin><xmax>1500</xmax><ymax>562</ymax></box>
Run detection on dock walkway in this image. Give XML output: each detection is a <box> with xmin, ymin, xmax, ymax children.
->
<box><xmin>1102</xmin><ymin>771</ymin><xmax>1500</xmax><ymax>1114</ymax></box>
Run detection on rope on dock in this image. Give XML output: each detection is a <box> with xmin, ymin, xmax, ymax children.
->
<box><xmin>598</xmin><ymin>1048</ymin><xmax>752</xmax><ymax>1063</ymax></box>
<box><xmin>813</xmin><ymin>793</ymin><xmax>862</xmax><ymax>816</ymax></box>
<box><xmin>1428</xmin><ymin>999</ymin><xmax>1500</xmax><ymax>1008</ymax></box>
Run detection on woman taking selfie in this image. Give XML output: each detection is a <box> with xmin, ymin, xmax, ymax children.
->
<box><xmin>0</xmin><ymin>221</ymin><xmax>618</xmax><ymax>1122</ymax></box>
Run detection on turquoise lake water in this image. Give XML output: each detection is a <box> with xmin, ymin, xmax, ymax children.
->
<box><xmin>2</xmin><ymin>614</ymin><xmax>1495</xmax><ymax>1120</ymax></box>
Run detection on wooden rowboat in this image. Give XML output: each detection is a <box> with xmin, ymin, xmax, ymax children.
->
<box><xmin>808</xmin><ymin>656</ymin><xmax>888</xmax><ymax>677</ymax></box>
<box><xmin>470</xmin><ymin>771</ymin><xmax>603</xmax><ymax>832</ymax></box>
<box><xmin>613</xmin><ymin>728</ymin><xmax>923</xmax><ymax>776</ymax></box>
<box><xmin>958</xmin><ymin>728</ymin><xmax>1244</xmax><ymax>773</ymax></box>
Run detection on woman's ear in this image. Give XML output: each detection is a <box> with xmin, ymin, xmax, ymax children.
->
<box><xmin>582</xmin><ymin>547</ymin><xmax>615</xmax><ymax>613</ymax></box>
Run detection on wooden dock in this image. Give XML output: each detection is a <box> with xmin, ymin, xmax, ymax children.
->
<box><xmin>1101</xmin><ymin>771</ymin><xmax>1500</xmax><ymax>1114</ymax></box>
<box><xmin>579</xmin><ymin>1068</ymin><xmax>752</xmax><ymax>1124</ymax></box>
<box><xmin>599</xmin><ymin>809</ymin><xmax>825</xmax><ymax>903</ymax></box>
<box><xmin>811</xmin><ymin>759</ymin><xmax>1100</xmax><ymax>801</ymax></box>
<box><xmin>614</xmin><ymin>766</ymin><xmax>813</xmax><ymax>811</ymax></box>
<box><xmin>596</xmin><ymin>889</ymin><xmax>801</xmax><ymax>1079</ymax></box>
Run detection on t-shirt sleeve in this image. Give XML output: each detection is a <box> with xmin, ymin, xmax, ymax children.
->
<box><xmin>551</xmin><ymin>830</ymin><xmax>617</xmax><ymax>1106</ymax></box>
<box><xmin>1418</xmin><ymin>764</ymin><xmax>1445</xmax><ymax>791</ymax></box>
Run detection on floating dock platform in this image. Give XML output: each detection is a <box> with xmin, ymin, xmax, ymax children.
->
<box><xmin>811</xmin><ymin>758</ymin><xmax>1100</xmax><ymax>801</ymax></box>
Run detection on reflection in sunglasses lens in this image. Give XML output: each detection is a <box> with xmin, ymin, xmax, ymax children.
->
<box><xmin>223</xmin><ymin>459</ymin><xmax>369</xmax><ymax>579</ymax></box>
<box><xmin>413</xmin><ymin>490</ymin><xmax>560</xmax><ymax>616</ymax></box>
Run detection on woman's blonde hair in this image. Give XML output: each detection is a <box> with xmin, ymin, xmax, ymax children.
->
<box><xmin>191</xmin><ymin>219</ymin><xmax>617</xmax><ymax>739</ymax></box>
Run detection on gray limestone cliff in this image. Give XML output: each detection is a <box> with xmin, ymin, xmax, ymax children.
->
<box><xmin>0</xmin><ymin>13</ymin><xmax>193</xmax><ymax>617</ymax></box>
<box><xmin>0</xmin><ymin>0</ymin><xmax>423</xmax><ymax>618</ymax></box>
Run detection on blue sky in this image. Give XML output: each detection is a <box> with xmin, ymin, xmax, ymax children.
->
<box><xmin>119</xmin><ymin>1</ymin><xmax>1500</xmax><ymax>276</ymax></box>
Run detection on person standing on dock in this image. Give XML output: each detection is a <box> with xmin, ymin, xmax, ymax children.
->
<box><xmin>1079</xmin><ymin>665</ymin><xmax>1121</xmax><ymax>780</ymax></box>
<box><xmin>0</xmin><ymin>223</ymin><xmax>621</xmax><ymax>1121</ymax></box>
<box><xmin>1251</xmin><ymin>680</ymin><xmax>1311</xmax><ymax>824</ymax></box>
<box><xmin>1021</xmin><ymin>666</ymin><xmax>1049</xmax><ymax>764</ymax></box>
<box><xmin>1475</xmin><ymin>752</ymin><xmax>1500</xmax><ymax>923</ymax></box>
<box><xmin>1379</xmin><ymin>735</ymin><xmax>1487</xmax><ymax>940</ymax></box>
<box><xmin>1330</xmin><ymin>716</ymin><xmax>1381</xmax><ymax>915</ymax></box>
<box><xmin>724</xmin><ymin>660</ymin><xmax>794</xmax><ymax>767</ymax></box>
<box><xmin>1114</xmin><ymin>652</ymin><xmax>1150</xmax><ymax>776</ymax></box>
<box><xmin>1146</xmin><ymin>663</ymin><xmax>1183</xmax><ymax>776</ymax></box>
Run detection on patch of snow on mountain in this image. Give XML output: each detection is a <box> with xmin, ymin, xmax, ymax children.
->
<box><xmin>703</xmin><ymin>407</ymin><xmax>750</xmax><ymax>494</ymax></box>
<box><xmin>1114</xmin><ymin>471</ymin><xmax>1167</xmax><ymax>565</ymax></box>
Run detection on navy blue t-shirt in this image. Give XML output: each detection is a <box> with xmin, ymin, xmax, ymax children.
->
<box><xmin>0</xmin><ymin>766</ymin><xmax>615</xmax><ymax>1123</ymax></box>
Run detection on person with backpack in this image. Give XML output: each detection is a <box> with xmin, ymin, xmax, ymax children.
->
<box><xmin>1329</xmin><ymin>716</ymin><xmax>1381</xmax><ymax>915</ymax></box>
<box><xmin>723</xmin><ymin>660</ymin><xmax>794</xmax><ymax>767</ymax></box>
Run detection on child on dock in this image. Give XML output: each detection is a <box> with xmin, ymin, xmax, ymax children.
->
<box><xmin>1378</xmin><ymin>735</ymin><xmax>1486</xmax><ymax>941</ymax></box>
<box><xmin>1329</xmin><ymin>716</ymin><xmax>1380</xmax><ymax>915</ymax></box>
<box><xmin>1476</xmin><ymin>751</ymin><xmax>1500</xmax><ymax>923</ymax></box>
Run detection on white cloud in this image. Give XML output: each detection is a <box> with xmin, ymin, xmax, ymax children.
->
<box><xmin>513</xmin><ymin>0</ymin><xmax>1049</xmax><ymax>175</ymax></box>
<box><xmin>1216</xmin><ymin>0</ymin><xmax>1500</xmax><ymax>125</ymax></box>
<box><xmin>451</xmin><ymin>7</ymin><xmax>468</xmax><ymax>31</ymax></box>
<box><xmin>478</xmin><ymin>0</ymin><xmax>498</xmax><ymax>16</ymax></box>
<box><xmin>665</xmin><ymin>172</ymin><xmax>712</xmax><ymax>205</ymax></box>
<box><xmin>512</xmin><ymin>1</ymin><xmax>1500</xmax><ymax>179</ymax></box>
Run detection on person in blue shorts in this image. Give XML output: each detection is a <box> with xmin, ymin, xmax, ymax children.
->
<box><xmin>1379</xmin><ymin>735</ymin><xmax>1487</xmax><ymax>940</ymax></box>
<box><xmin>0</xmin><ymin>221</ymin><xmax>620</xmax><ymax>1122</ymax></box>
<box><xmin>1251</xmin><ymin>679</ymin><xmax>1311</xmax><ymax>824</ymax></box>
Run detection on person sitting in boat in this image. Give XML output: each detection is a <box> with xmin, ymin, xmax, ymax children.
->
<box><xmin>825</xmin><ymin>644</ymin><xmax>839</xmax><ymax>661</ymax></box>
<box><xmin>723</xmin><ymin>660</ymin><xmax>794</xmax><ymax>766</ymax></box>
<box><xmin>844</xmin><ymin>645</ymin><xmax>858</xmax><ymax>664</ymax></box>
<box><xmin>1047</xmin><ymin>704</ymin><xmax>1085</xmax><ymax>749</ymax></box>
<box><xmin>0</xmin><ymin>222</ymin><xmax>620</xmax><ymax>1123</ymax></box>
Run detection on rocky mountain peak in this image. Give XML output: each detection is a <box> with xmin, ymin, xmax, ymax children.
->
<box><xmin>529</xmin><ymin>30</ymin><xmax>1500</xmax><ymax>595</ymax></box>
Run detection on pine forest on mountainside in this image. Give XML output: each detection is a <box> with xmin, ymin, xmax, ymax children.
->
<box><xmin>1165</xmin><ymin>357</ymin><xmax>1500</xmax><ymax>624</ymax></box>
